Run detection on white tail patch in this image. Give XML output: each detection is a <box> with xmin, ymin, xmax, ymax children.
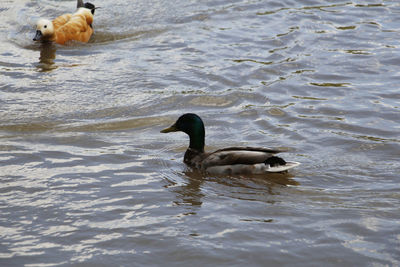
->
<box><xmin>264</xmin><ymin>161</ymin><xmax>300</xmax><ymax>173</ymax></box>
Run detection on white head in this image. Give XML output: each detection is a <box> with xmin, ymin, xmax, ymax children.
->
<box><xmin>33</xmin><ymin>19</ymin><xmax>54</xmax><ymax>41</ymax></box>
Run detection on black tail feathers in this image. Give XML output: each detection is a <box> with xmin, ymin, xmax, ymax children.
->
<box><xmin>264</xmin><ymin>156</ymin><xmax>286</xmax><ymax>167</ymax></box>
<box><xmin>77</xmin><ymin>0</ymin><xmax>96</xmax><ymax>15</ymax></box>
<box><xmin>84</xmin><ymin>3</ymin><xmax>96</xmax><ymax>14</ymax></box>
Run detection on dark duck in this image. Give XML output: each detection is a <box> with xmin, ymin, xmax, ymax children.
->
<box><xmin>161</xmin><ymin>113</ymin><xmax>300</xmax><ymax>175</ymax></box>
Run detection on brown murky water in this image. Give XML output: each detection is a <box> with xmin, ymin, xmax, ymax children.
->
<box><xmin>1</xmin><ymin>0</ymin><xmax>400</xmax><ymax>266</ymax></box>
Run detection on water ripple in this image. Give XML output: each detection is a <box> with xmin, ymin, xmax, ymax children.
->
<box><xmin>1</xmin><ymin>0</ymin><xmax>400</xmax><ymax>266</ymax></box>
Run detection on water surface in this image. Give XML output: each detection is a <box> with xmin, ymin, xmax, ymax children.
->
<box><xmin>1</xmin><ymin>0</ymin><xmax>400</xmax><ymax>266</ymax></box>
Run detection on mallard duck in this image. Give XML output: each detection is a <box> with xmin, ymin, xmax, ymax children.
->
<box><xmin>161</xmin><ymin>113</ymin><xmax>300</xmax><ymax>175</ymax></box>
<box><xmin>33</xmin><ymin>0</ymin><xmax>96</xmax><ymax>45</ymax></box>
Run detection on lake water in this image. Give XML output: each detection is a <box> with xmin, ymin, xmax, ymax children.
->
<box><xmin>1</xmin><ymin>0</ymin><xmax>400</xmax><ymax>266</ymax></box>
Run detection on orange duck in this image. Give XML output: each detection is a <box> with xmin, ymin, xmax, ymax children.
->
<box><xmin>33</xmin><ymin>0</ymin><xmax>96</xmax><ymax>45</ymax></box>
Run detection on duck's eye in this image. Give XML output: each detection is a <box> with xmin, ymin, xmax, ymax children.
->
<box><xmin>44</xmin><ymin>25</ymin><xmax>47</xmax><ymax>28</ymax></box>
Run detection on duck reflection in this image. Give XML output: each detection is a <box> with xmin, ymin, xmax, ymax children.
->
<box><xmin>170</xmin><ymin>169</ymin><xmax>299</xmax><ymax>209</ymax></box>
<box><xmin>171</xmin><ymin>170</ymin><xmax>205</xmax><ymax>207</ymax></box>
<box><xmin>36</xmin><ymin>42</ymin><xmax>57</xmax><ymax>71</ymax></box>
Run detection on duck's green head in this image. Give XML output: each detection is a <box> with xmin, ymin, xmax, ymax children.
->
<box><xmin>161</xmin><ymin>113</ymin><xmax>205</xmax><ymax>152</ymax></box>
